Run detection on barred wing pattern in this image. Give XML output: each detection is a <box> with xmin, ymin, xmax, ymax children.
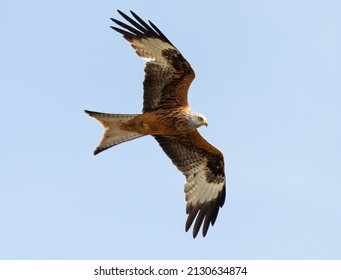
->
<box><xmin>111</xmin><ymin>10</ymin><xmax>195</xmax><ymax>112</ymax></box>
<box><xmin>155</xmin><ymin>131</ymin><xmax>226</xmax><ymax>238</ymax></box>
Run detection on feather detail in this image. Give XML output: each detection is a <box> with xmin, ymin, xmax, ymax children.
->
<box><xmin>85</xmin><ymin>110</ymin><xmax>143</xmax><ymax>155</ymax></box>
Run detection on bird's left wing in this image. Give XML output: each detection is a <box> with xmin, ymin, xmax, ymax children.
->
<box><xmin>154</xmin><ymin>131</ymin><xmax>226</xmax><ymax>238</ymax></box>
<box><xmin>111</xmin><ymin>10</ymin><xmax>195</xmax><ymax>112</ymax></box>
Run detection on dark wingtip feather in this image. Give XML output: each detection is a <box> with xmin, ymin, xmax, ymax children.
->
<box><xmin>202</xmin><ymin>207</ymin><xmax>214</xmax><ymax>237</ymax></box>
<box><xmin>117</xmin><ymin>9</ymin><xmax>125</xmax><ymax>17</ymax></box>
<box><xmin>129</xmin><ymin>10</ymin><xmax>137</xmax><ymax>17</ymax></box>
<box><xmin>148</xmin><ymin>20</ymin><xmax>173</xmax><ymax>45</ymax></box>
<box><xmin>185</xmin><ymin>185</ymin><xmax>226</xmax><ymax>238</ymax></box>
<box><xmin>110</xmin><ymin>10</ymin><xmax>174</xmax><ymax>47</ymax></box>
<box><xmin>192</xmin><ymin>206</ymin><xmax>209</xmax><ymax>238</ymax></box>
<box><xmin>110</xmin><ymin>26</ymin><xmax>129</xmax><ymax>37</ymax></box>
<box><xmin>212</xmin><ymin>185</ymin><xmax>226</xmax><ymax>226</ymax></box>
<box><xmin>185</xmin><ymin>206</ymin><xmax>199</xmax><ymax>232</ymax></box>
<box><xmin>93</xmin><ymin>148</ymin><xmax>101</xmax><ymax>156</ymax></box>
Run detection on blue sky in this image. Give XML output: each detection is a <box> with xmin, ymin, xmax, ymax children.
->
<box><xmin>1</xmin><ymin>0</ymin><xmax>340</xmax><ymax>259</ymax></box>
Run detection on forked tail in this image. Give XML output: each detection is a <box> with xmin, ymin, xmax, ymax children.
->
<box><xmin>85</xmin><ymin>110</ymin><xmax>143</xmax><ymax>155</ymax></box>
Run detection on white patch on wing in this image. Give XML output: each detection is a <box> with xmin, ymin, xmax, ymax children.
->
<box><xmin>141</xmin><ymin>57</ymin><xmax>156</xmax><ymax>62</ymax></box>
<box><xmin>131</xmin><ymin>38</ymin><xmax>176</xmax><ymax>68</ymax></box>
<box><xmin>184</xmin><ymin>163</ymin><xmax>225</xmax><ymax>207</ymax></box>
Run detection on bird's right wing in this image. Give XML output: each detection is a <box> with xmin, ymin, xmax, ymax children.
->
<box><xmin>154</xmin><ymin>130</ymin><xmax>226</xmax><ymax>238</ymax></box>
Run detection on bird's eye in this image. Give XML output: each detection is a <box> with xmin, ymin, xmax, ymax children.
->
<box><xmin>197</xmin><ymin>116</ymin><xmax>203</xmax><ymax>122</ymax></box>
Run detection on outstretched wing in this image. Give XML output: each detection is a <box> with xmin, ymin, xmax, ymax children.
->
<box><xmin>111</xmin><ymin>10</ymin><xmax>195</xmax><ymax>112</ymax></box>
<box><xmin>154</xmin><ymin>131</ymin><xmax>226</xmax><ymax>238</ymax></box>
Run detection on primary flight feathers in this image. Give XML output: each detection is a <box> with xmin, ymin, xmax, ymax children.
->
<box><xmin>85</xmin><ymin>10</ymin><xmax>226</xmax><ymax>238</ymax></box>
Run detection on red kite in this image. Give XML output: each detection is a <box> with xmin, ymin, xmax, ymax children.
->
<box><xmin>85</xmin><ymin>10</ymin><xmax>226</xmax><ymax>238</ymax></box>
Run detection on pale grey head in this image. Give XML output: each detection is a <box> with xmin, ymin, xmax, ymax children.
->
<box><xmin>187</xmin><ymin>110</ymin><xmax>208</xmax><ymax>129</ymax></box>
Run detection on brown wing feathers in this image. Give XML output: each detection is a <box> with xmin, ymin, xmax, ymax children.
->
<box><xmin>111</xmin><ymin>10</ymin><xmax>195</xmax><ymax>112</ymax></box>
<box><xmin>155</xmin><ymin>132</ymin><xmax>226</xmax><ymax>238</ymax></box>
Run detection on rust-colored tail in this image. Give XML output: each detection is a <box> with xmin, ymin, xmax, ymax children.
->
<box><xmin>85</xmin><ymin>110</ymin><xmax>143</xmax><ymax>155</ymax></box>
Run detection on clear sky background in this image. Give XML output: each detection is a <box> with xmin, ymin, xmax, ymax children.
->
<box><xmin>1</xmin><ymin>0</ymin><xmax>340</xmax><ymax>259</ymax></box>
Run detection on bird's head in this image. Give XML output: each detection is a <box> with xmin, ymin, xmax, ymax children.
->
<box><xmin>188</xmin><ymin>111</ymin><xmax>208</xmax><ymax>128</ymax></box>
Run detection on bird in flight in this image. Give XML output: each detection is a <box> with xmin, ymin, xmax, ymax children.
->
<box><xmin>85</xmin><ymin>10</ymin><xmax>226</xmax><ymax>238</ymax></box>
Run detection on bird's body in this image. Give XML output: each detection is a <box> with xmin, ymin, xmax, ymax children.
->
<box><xmin>85</xmin><ymin>10</ymin><xmax>226</xmax><ymax>238</ymax></box>
<box><xmin>129</xmin><ymin>107</ymin><xmax>208</xmax><ymax>134</ymax></box>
